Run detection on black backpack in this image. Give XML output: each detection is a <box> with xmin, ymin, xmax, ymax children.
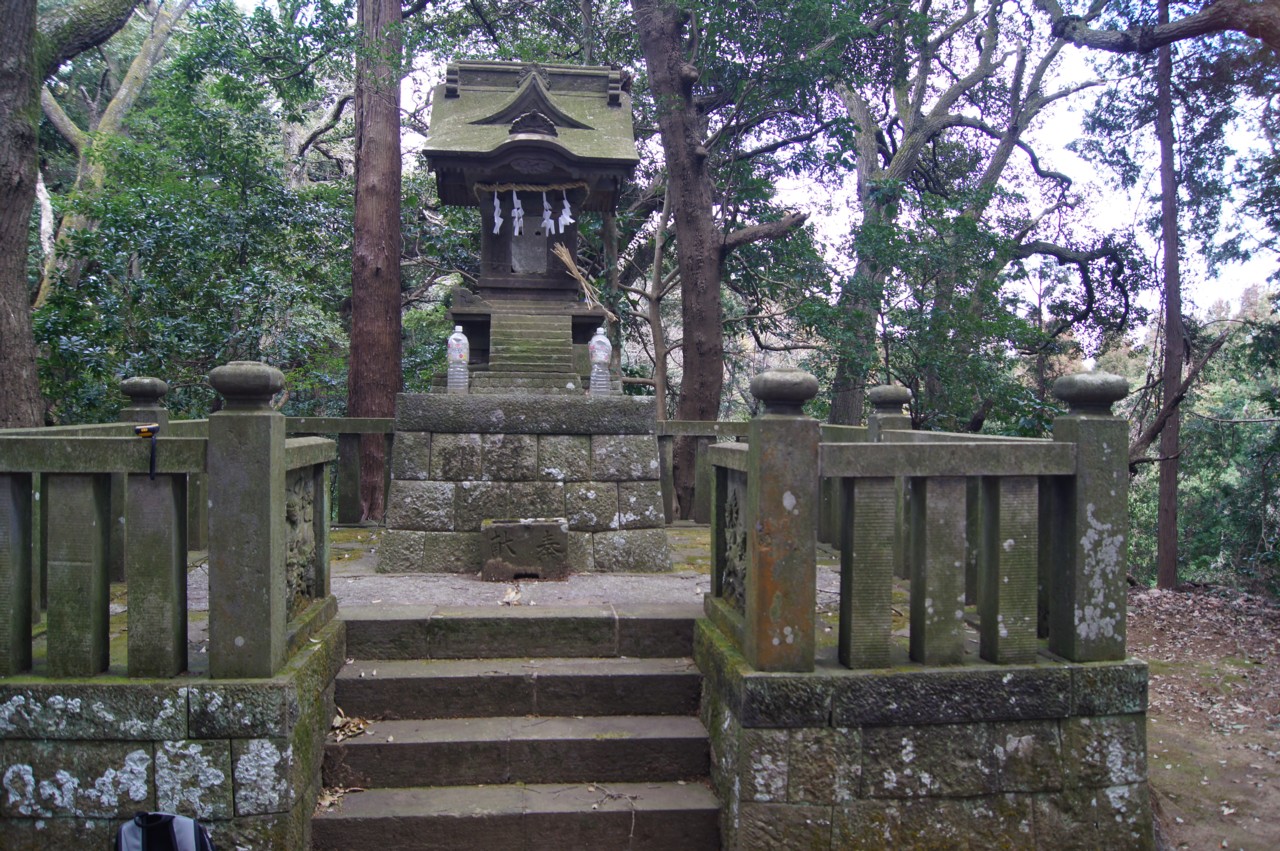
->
<box><xmin>114</xmin><ymin>811</ymin><xmax>216</xmax><ymax>851</ymax></box>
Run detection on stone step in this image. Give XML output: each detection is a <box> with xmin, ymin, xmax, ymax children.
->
<box><xmin>311</xmin><ymin>781</ymin><xmax>721</xmax><ymax>850</ymax></box>
<box><xmin>342</xmin><ymin>605</ymin><xmax>701</xmax><ymax>661</ymax></box>
<box><xmin>323</xmin><ymin>714</ymin><xmax>710</xmax><ymax>788</ymax></box>
<box><xmin>469</xmin><ymin>385</ymin><xmax>582</xmax><ymax>395</ymax></box>
<box><xmin>470</xmin><ymin>375</ymin><xmax>583</xmax><ymax>392</ymax></box>
<box><xmin>335</xmin><ymin>656</ymin><xmax>702</xmax><ymax>721</ymax></box>
<box><xmin>489</xmin><ymin>361</ymin><xmax>577</xmax><ymax>374</ymax></box>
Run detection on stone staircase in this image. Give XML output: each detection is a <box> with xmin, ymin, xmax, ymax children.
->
<box><xmin>312</xmin><ymin>605</ymin><xmax>720</xmax><ymax>850</ymax></box>
<box><xmin>470</xmin><ymin>314</ymin><xmax>583</xmax><ymax>395</ymax></box>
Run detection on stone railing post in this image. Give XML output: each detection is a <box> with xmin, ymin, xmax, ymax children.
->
<box><xmin>743</xmin><ymin>368</ymin><xmax>819</xmax><ymax>672</ymax></box>
<box><xmin>107</xmin><ymin>378</ymin><xmax>170</xmax><ymax>584</ymax></box>
<box><xmin>120</xmin><ymin>377</ymin><xmax>188</xmax><ymax>677</ymax></box>
<box><xmin>0</xmin><ymin>473</ymin><xmax>33</xmax><ymax>676</ymax></box>
<box><xmin>838</xmin><ymin>385</ymin><xmax>911</xmax><ymax>668</ymax></box>
<box><xmin>1048</xmin><ymin>371</ymin><xmax>1130</xmax><ymax>662</ymax></box>
<box><xmin>208</xmin><ymin>361</ymin><xmax>286</xmax><ymax>678</ymax></box>
<box><xmin>867</xmin><ymin>385</ymin><xmax>911</xmax><ymax>581</ymax></box>
<box><xmin>45</xmin><ymin>473</ymin><xmax>111</xmax><ymax>676</ymax></box>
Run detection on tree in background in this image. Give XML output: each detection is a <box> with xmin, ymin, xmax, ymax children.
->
<box><xmin>0</xmin><ymin>0</ymin><xmax>141</xmax><ymax>428</ymax></box>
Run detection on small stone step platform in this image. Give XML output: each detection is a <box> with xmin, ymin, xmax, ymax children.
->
<box><xmin>313</xmin><ymin>606</ymin><xmax>718</xmax><ymax>850</ymax></box>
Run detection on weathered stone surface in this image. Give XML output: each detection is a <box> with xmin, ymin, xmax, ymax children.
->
<box><xmin>480</xmin><ymin>433</ymin><xmax>537</xmax><ymax>481</ymax></box>
<box><xmin>374</xmin><ymin>529</ymin><xmax>424</xmax><ymax>572</ymax></box>
<box><xmin>738</xmin><ymin>802</ymin><xmax>832</xmax><ymax>849</ymax></box>
<box><xmin>537</xmin><ymin>435</ymin><xmax>591</xmax><ymax>481</ymax></box>
<box><xmin>0</xmin><ymin>685</ymin><xmax>187</xmax><ymax>740</ymax></box>
<box><xmin>616</xmin><ymin>480</ymin><xmax>665</xmax><ymax>529</ymax></box>
<box><xmin>0</xmin><ymin>818</ymin><xmax>37</xmax><ymax>851</ymax></box>
<box><xmin>564</xmin><ymin>481</ymin><xmax>618</xmax><ymax>531</ymax></box>
<box><xmin>738</xmin><ymin>728</ymin><xmax>790</xmax><ymax>802</ymax></box>
<box><xmin>209</xmin><ymin>795</ymin><xmax>310</xmax><ymax>851</ymax></box>
<box><xmin>397</xmin><ymin>393</ymin><xmax>657</xmax><ymax>435</ymax></box>
<box><xmin>154</xmin><ymin>740</ymin><xmax>232</xmax><ymax>820</ymax></box>
<box><xmin>863</xmin><ymin>723</ymin><xmax>998</xmax><ymax>798</ymax></box>
<box><xmin>566</xmin><ymin>532</ymin><xmax>594</xmax><ymax>572</ymax></box>
<box><xmin>788</xmin><ymin>727</ymin><xmax>861</xmax><ymax>804</ymax></box>
<box><xmin>421</xmin><ymin>532</ymin><xmax>483</xmax><ymax>573</ymax></box>
<box><xmin>389</xmin><ymin>431</ymin><xmax>431</xmax><ymax>480</ymax></box>
<box><xmin>429</xmin><ymin>433</ymin><xmax>482</xmax><ymax>481</ymax></box>
<box><xmin>31</xmin><ymin>816</ymin><xmax>117</xmax><ymax>849</ymax></box>
<box><xmin>831</xmin><ymin>665</ymin><xmax>1072</xmax><ymax>726</ymax></box>
<box><xmin>188</xmin><ymin>683</ymin><xmax>295</xmax><ymax>739</ymax></box>
<box><xmin>590</xmin><ymin>435</ymin><xmax>661</xmax><ymax>481</ymax></box>
<box><xmin>1072</xmin><ymin>660</ymin><xmax>1148</xmax><ymax>716</ymax></box>
<box><xmin>992</xmin><ymin>720</ymin><xmax>1063</xmax><ymax>793</ymax></box>
<box><xmin>592</xmin><ymin>529</ymin><xmax>669</xmax><ymax>572</ymax></box>
<box><xmin>834</xmin><ymin>795</ymin><xmax>1036</xmax><ymax>850</ymax></box>
<box><xmin>1061</xmin><ymin>714</ymin><xmax>1146</xmax><ymax>788</ymax></box>
<box><xmin>480</xmin><ymin>519</ymin><xmax>570</xmax><ymax>581</ymax></box>
<box><xmin>739</xmin><ymin>675</ymin><xmax>833</xmax><ymax>729</ymax></box>
<box><xmin>232</xmin><ymin>738</ymin><xmax>295</xmax><ymax>816</ymax></box>
<box><xmin>0</xmin><ymin>740</ymin><xmax>152</xmax><ymax>818</ymax></box>
<box><xmin>1032</xmin><ymin>783</ymin><xmax>1154</xmax><ymax>851</ymax></box>
<box><xmin>385</xmin><ymin>481</ymin><xmax>455</xmax><ymax>531</ymax></box>
<box><xmin>454</xmin><ymin>481</ymin><xmax>566</xmax><ymax>531</ymax></box>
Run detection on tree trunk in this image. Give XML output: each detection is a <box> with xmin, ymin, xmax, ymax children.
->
<box><xmin>0</xmin><ymin>0</ymin><xmax>139</xmax><ymax>428</ymax></box>
<box><xmin>1155</xmin><ymin>0</ymin><xmax>1183</xmax><ymax>590</ymax></box>
<box><xmin>0</xmin><ymin>0</ymin><xmax>45</xmax><ymax>428</ymax></box>
<box><xmin>348</xmin><ymin>0</ymin><xmax>402</xmax><ymax>522</ymax></box>
<box><xmin>633</xmin><ymin>0</ymin><xmax>725</xmax><ymax>515</ymax></box>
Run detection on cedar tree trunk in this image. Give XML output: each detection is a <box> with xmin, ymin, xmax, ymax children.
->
<box><xmin>348</xmin><ymin>0</ymin><xmax>403</xmax><ymax>521</ymax></box>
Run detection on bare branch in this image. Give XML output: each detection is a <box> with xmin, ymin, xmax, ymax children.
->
<box><xmin>720</xmin><ymin>211</ymin><xmax>809</xmax><ymax>255</ymax></box>
<box><xmin>40</xmin><ymin>87</ymin><xmax>88</xmax><ymax>154</ymax></box>
<box><xmin>1128</xmin><ymin>330</ymin><xmax>1234</xmax><ymax>465</ymax></box>
<box><xmin>1037</xmin><ymin>0</ymin><xmax>1280</xmax><ymax>54</ymax></box>
<box><xmin>297</xmin><ymin>93</ymin><xmax>354</xmax><ymax>161</ymax></box>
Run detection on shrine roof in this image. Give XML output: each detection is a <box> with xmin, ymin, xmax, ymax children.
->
<box><xmin>422</xmin><ymin>61</ymin><xmax>640</xmax><ymax>168</ymax></box>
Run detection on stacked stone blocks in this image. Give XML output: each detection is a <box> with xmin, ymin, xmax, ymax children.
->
<box><xmin>380</xmin><ymin>394</ymin><xmax>670</xmax><ymax>574</ymax></box>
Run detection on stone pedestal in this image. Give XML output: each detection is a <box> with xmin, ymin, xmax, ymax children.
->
<box><xmin>379</xmin><ymin>393</ymin><xmax>670</xmax><ymax>575</ymax></box>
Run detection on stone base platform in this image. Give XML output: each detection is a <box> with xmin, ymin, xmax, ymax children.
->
<box><xmin>695</xmin><ymin>622</ymin><xmax>1154</xmax><ymax>850</ymax></box>
<box><xmin>380</xmin><ymin>393</ymin><xmax>671</xmax><ymax>575</ymax></box>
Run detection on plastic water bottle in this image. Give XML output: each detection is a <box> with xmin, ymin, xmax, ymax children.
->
<box><xmin>446</xmin><ymin>325</ymin><xmax>469</xmax><ymax>394</ymax></box>
<box><xmin>588</xmin><ymin>326</ymin><xmax>613</xmax><ymax>395</ymax></box>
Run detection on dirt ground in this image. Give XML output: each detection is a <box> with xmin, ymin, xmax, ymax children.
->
<box><xmin>1128</xmin><ymin>586</ymin><xmax>1280</xmax><ymax>851</ymax></box>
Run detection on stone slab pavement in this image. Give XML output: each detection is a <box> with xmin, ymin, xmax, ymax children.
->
<box><xmin>185</xmin><ymin>523</ymin><xmax>842</xmax><ymax>612</ymax></box>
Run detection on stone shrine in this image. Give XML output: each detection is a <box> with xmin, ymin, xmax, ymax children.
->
<box><xmin>379</xmin><ymin>61</ymin><xmax>670</xmax><ymax>578</ymax></box>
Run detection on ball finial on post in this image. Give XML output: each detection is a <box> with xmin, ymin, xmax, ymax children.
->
<box><xmin>750</xmin><ymin>367</ymin><xmax>819</xmax><ymax>416</ymax></box>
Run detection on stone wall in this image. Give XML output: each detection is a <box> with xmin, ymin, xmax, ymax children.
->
<box><xmin>696</xmin><ymin>622</ymin><xmax>1153</xmax><ymax>850</ymax></box>
<box><xmin>380</xmin><ymin>393</ymin><xmax>670</xmax><ymax>574</ymax></box>
<box><xmin>0</xmin><ymin>612</ymin><xmax>344</xmax><ymax>850</ymax></box>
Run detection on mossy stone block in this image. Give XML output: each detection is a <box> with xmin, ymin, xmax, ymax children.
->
<box><xmin>537</xmin><ymin>435</ymin><xmax>590</xmax><ymax>481</ymax></box>
<box><xmin>397</xmin><ymin>393</ymin><xmax>657</xmax><ymax>435</ymax></box>
<box><xmin>1061</xmin><ymin>714</ymin><xmax>1146</xmax><ymax>787</ymax></box>
<box><xmin>455</xmin><ymin>481</ymin><xmax>566</xmax><ymax>531</ymax></box>
<box><xmin>616</xmin><ymin>480</ymin><xmax>665</xmax><ymax>529</ymax></box>
<box><xmin>188</xmin><ymin>683</ymin><xmax>295</xmax><ymax>739</ymax></box>
<box><xmin>1071</xmin><ymin>659</ymin><xmax>1148</xmax><ymax>716</ymax></box>
<box><xmin>481</xmin><ymin>434</ymin><xmax>537</xmax><ymax>481</ymax></box>
<box><xmin>991</xmin><ymin>720</ymin><xmax>1063</xmax><ymax>793</ymax></box>
<box><xmin>590</xmin><ymin>435</ymin><xmax>660</xmax><ymax>481</ymax></box>
<box><xmin>430</xmin><ymin>433</ymin><xmax>482</xmax><ymax>481</ymax></box>
<box><xmin>788</xmin><ymin>726</ymin><xmax>861</xmax><ymax>804</ymax></box>
<box><xmin>208</xmin><ymin>796</ymin><xmax>310</xmax><ymax>851</ymax></box>
<box><xmin>738</xmin><ymin>802</ymin><xmax>832</xmax><ymax>849</ymax></box>
<box><xmin>374</xmin><ymin>530</ymin><xmax>425</xmax><ymax>572</ymax></box>
<box><xmin>0</xmin><ymin>818</ymin><xmax>37</xmax><ymax>851</ymax></box>
<box><xmin>564</xmin><ymin>481</ymin><xmax>618</xmax><ymax>531</ymax></box>
<box><xmin>385</xmin><ymin>481</ymin><xmax>455</xmax><ymax>531</ymax></box>
<box><xmin>0</xmin><ymin>684</ymin><xmax>188</xmax><ymax>740</ymax></box>
<box><xmin>155</xmin><ymin>740</ymin><xmax>233</xmax><ymax>820</ymax></box>
<box><xmin>835</xmin><ymin>795</ymin><xmax>1035</xmax><ymax>850</ymax></box>
<box><xmin>863</xmin><ymin>723</ymin><xmax>999</xmax><ymax>798</ymax></box>
<box><xmin>592</xmin><ymin>529</ymin><xmax>669</xmax><ymax>572</ymax></box>
<box><xmin>1032</xmin><ymin>783</ymin><xmax>1154</xmax><ymax>850</ymax></box>
<box><xmin>738</xmin><ymin>727</ymin><xmax>790</xmax><ymax>802</ymax></box>
<box><xmin>0</xmin><ymin>740</ymin><xmax>153</xmax><ymax>818</ymax></box>
<box><xmin>232</xmin><ymin>738</ymin><xmax>295</xmax><ymax>816</ymax></box>
<box><xmin>739</xmin><ymin>674</ymin><xmax>833</xmax><ymax>729</ymax></box>
<box><xmin>831</xmin><ymin>666</ymin><xmax>1071</xmax><ymax>727</ymax></box>
<box><xmin>421</xmin><ymin>531</ymin><xmax>483</xmax><ymax>573</ymax></box>
<box><xmin>32</xmin><ymin>816</ymin><xmax>117</xmax><ymax>849</ymax></box>
<box><xmin>389</xmin><ymin>432</ymin><xmax>431</xmax><ymax>481</ymax></box>
<box><xmin>567</xmin><ymin>531</ymin><xmax>594</xmax><ymax>572</ymax></box>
